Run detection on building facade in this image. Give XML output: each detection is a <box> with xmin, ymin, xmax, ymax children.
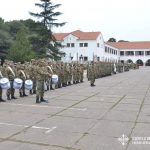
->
<box><xmin>54</xmin><ymin>30</ymin><xmax>119</xmax><ymax>62</ymax></box>
<box><xmin>108</xmin><ymin>42</ymin><xmax>150</xmax><ymax>66</ymax></box>
<box><xmin>54</xmin><ymin>30</ymin><xmax>150</xmax><ymax>65</ymax></box>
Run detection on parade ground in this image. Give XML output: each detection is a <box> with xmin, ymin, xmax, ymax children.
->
<box><xmin>0</xmin><ymin>67</ymin><xmax>150</xmax><ymax>150</ymax></box>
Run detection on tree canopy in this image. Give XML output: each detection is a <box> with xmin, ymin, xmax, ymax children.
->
<box><xmin>7</xmin><ymin>28</ymin><xmax>35</xmax><ymax>62</ymax></box>
<box><xmin>118</xmin><ymin>40</ymin><xmax>129</xmax><ymax>42</ymax></box>
<box><xmin>29</xmin><ymin>0</ymin><xmax>66</xmax><ymax>60</ymax></box>
<box><xmin>107</xmin><ymin>38</ymin><xmax>117</xmax><ymax>42</ymax></box>
<box><xmin>0</xmin><ymin>0</ymin><xmax>66</xmax><ymax>61</ymax></box>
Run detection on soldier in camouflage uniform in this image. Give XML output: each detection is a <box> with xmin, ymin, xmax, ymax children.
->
<box><xmin>61</xmin><ymin>62</ymin><xmax>66</xmax><ymax>87</ymax></box>
<box><xmin>46</xmin><ymin>62</ymin><xmax>54</xmax><ymax>90</ymax></box>
<box><xmin>79</xmin><ymin>64</ymin><xmax>84</xmax><ymax>82</ymax></box>
<box><xmin>88</xmin><ymin>61</ymin><xmax>96</xmax><ymax>86</ymax></box>
<box><xmin>73</xmin><ymin>63</ymin><xmax>77</xmax><ymax>84</ymax></box>
<box><xmin>5</xmin><ymin>63</ymin><xmax>17</xmax><ymax>100</ymax></box>
<box><xmin>17</xmin><ymin>64</ymin><xmax>28</xmax><ymax>97</ymax></box>
<box><xmin>35</xmin><ymin>61</ymin><xmax>50</xmax><ymax>103</ymax></box>
<box><xmin>56</xmin><ymin>62</ymin><xmax>62</xmax><ymax>88</ymax></box>
<box><xmin>68</xmin><ymin>63</ymin><xmax>73</xmax><ymax>85</ymax></box>
<box><xmin>28</xmin><ymin>59</ymin><xmax>37</xmax><ymax>94</ymax></box>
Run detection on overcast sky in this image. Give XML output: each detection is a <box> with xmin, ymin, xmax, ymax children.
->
<box><xmin>0</xmin><ymin>0</ymin><xmax>150</xmax><ymax>41</ymax></box>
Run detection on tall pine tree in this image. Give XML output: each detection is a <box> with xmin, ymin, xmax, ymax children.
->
<box><xmin>30</xmin><ymin>0</ymin><xmax>66</xmax><ymax>60</ymax></box>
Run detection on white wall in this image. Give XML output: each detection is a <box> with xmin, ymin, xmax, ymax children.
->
<box><xmin>104</xmin><ymin>43</ymin><xmax>120</xmax><ymax>63</ymax></box>
<box><xmin>61</xmin><ymin>34</ymin><xmax>104</xmax><ymax>61</ymax></box>
<box><xmin>120</xmin><ymin>49</ymin><xmax>150</xmax><ymax>64</ymax></box>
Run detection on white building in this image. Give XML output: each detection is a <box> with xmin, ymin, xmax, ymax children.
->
<box><xmin>54</xmin><ymin>30</ymin><xmax>150</xmax><ymax>66</ymax></box>
<box><xmin>54</xmin><ymin>30</ymin><xmax>119</xmax><ymax>62</ymax></box>
<box><xmin>108</xmin><ymin>42</ymin><xmax>150</xmax><ymax>66</ymax></box>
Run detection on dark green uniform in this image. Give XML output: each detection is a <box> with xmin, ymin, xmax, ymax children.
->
<box><xmin>88</xmin><ymin>62</ymin><xmax>96</xmax><ymax>86</ymax></box>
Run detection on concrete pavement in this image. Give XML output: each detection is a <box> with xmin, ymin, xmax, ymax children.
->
<box><xmin>0</xmin><ymin>67</ymin><xmax>150</xmax><ymax>150</ymax></box>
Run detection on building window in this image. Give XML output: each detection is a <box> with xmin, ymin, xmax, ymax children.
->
<box><xmin>105</xmin><ymin>47</ymin><xmax>107</xmax><ymax>52</ymax></box>
<box><xmin>114</xmin><ymin>50</ymin><xmax>116</xmax><ymax>55</ymax></box>
<box><xmin>135</xmin><ymin>51</ymin><xmax>144</xmax><ymax>56</ymax></box>
<box><xmin>126</xmin><ymin>51</ymin><xmax>134</xmax><ymax>56</ymax></box>
<box><xmin>84</xmin><ymin>57</ymin><xmax>88</xmax><ymax>61</ymax></box>
<box><xmin>67</xmin><ymin>43</ymin><xmax>70</xmax><ymax>47</ymax></box>
<box><xmin>105</xmin><ymin>47</ymin><xmax>107</xmax><ymax>53</ymax></box>
<box><xmin>112</xmin><ymin>49</ymin><xmax>114</xmax><ymax>54</ymax></box>
<box><xmin>80</xmin><ymin>43</ymin><xmax>88</xmax><ymax>47</ymax></box>
<box><xmin>145</xmin><ymin>51</ymin><xmax>150</xmax><ymax>55</ymax></box>
<box><xmin>84</xmin><ymin>43</ymin><xmax>88</xmax><ymax>47</ymax></box>
<box><xmin>79</xmin><ymin>43</ymin><xmax>83</xmax><ymax>47</ymax></box>
<box><xmin>113</xmin><ymin>50</ymin><xmax>115</xmax><ymax>55</ymax></box>
<box><xmin>97</xmin><ymin>43</ymin><xmax>100</xmax><ymax>47</ymax></box>
<box><xmin>71</xmin><ymin>43</ymin><xmax>75</xmax><ymax>47</ymax></box>
<box><xmin>120</xmin><ymin>51</ymin><xmax>124</xmax><ymax>56</ymax></box>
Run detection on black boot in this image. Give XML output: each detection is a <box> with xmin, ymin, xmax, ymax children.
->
<box><xmin>0</xmin><ymin>96</ymin><xmax>6</xmax><ymax>102</ymax></box>
<box><xmin>50</xmin><ymin>85</ymin><xmax>54</xmax><ymax>90</ymax></box>
<box><xmin>62</xmin><ymin>83</ymin><xmax>66</xmax><ymax>87</ymax></box>
<box><xmin>91</xmin><ymin>83</ymin><xmax>96</xmax><ymax>87</ymax></box>
<box><xmin>23</xmin><ymin>92</ymin><xmax>28</xmax><ymax>97</ymax></box>
<box><xmin>36</xmin><ymin>96</ymin><xmax>40</xmax><ymax>103</ymax></box>
<box><xmin>40</xmin><ymin>97</ymin><xmax>48</xmax><ymax>103</ymax></box>
<box><xmin>7</xmin><ymin>95</ymin><xmax>11</xmax><ymax>100</ymax></box>
<box><xmin>19</xmin><ymin>92</ymin><xmax>23</xmax><ymax>97</ymax></box>
<box><xmin>47</xmin><ymin>86</ymin><xmax>50</xmax><ymax>91</ymax></box>
<box><xmin>33</xmin><ymin>90</ymin><xmax>36</xmax><ymax>94</ymax></box>
<box><xmin>30</xmin><ymin>90</ymin><xmax>33</xmax><ymax>95</ymax></box>
<box><xmin>11</xmin><ymin>95</ymin><xmax>17</xmax><ymax>99</ymax></box>
<box><xmin>55</xmin><ymin>85</ymin><xmax>58</xmax><ymax>89</ymax></box>
<box><xmin>58</xmin><ymin>84</ymin><xmax>62</xmax><ymax>88</ymax></box>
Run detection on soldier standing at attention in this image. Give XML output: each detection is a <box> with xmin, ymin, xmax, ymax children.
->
<box><xmin>5</xmin><ymin>63</ymin><xmax>17</xmax><ymax>100</ymax></box>
<box><xmin>17</xmin><ymin>64</ymin><xmax>28</xmax><ymax>97</ymax></box>
<box><xmin>88</xmin><ymin>61</ymin><xmax>96</xmax><ymax>87</ymax></box>
<box><xmin>29</xmin><ymin>59</ymin><xmax>37</xmax><ymax>94</ymax></box>
<box><xmin>35</xmin><ymin>61</ymin><xmax>50</xmax><ymax>103</ymax></box>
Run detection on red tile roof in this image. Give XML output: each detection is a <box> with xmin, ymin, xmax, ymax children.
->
<box><xmin>53</xmin><ymin>30</ymin><xmax>101</xmax><ymax>41</ymax></box>
<box><xmin>53</xmin><ymin>33</ymin><xmax>68</xmax><ymax>41</ymax></box>
<box><xmin>107</xmin><ymin>42</ymin><xmax>150</xmax><ymax>49</ymax></box>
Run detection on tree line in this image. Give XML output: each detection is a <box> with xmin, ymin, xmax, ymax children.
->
<box><xmin>107</xmin><ymin>38</ymin><xmax>129</xmax><ymax>42</ymax></box>
<box><xmin>0</xmin><ymin>0</ymin><xmax>66</xmax><ymax>63</ymax></box>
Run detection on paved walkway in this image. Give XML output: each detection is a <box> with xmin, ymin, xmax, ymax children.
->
<box><xmin>0</xmin><ymin>67</ymin><xmax>150</xmax><ymax>150</ymax></box>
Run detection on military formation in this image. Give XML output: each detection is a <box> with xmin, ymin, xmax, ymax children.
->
<box><xmin>0</xmin><ymin>59</ymin><xmax>139</xmax><ymax>103</ymax></box>
<box><xmin>87</xmin><ymin>61</ymin><xmax>138</xmax><ymax>86</ymax></box>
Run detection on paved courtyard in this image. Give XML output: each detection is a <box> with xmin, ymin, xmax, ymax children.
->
<box><xmin>0</xmin><ymin>67</ymin><xmax>150</xmax><ymax>150</ymax></box>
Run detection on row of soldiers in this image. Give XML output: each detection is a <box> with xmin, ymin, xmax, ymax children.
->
<box><xmin>0</xmin><ymin>59</ymin><xmax>138</xmax><ymax>103</ymax></box>
<box><xmin>87</xmin><ymin>61</ymin><xmax>139</xmax><ymax>86</ymax></box>
<box><xmin>0</xmin><ymin>59</ymin><xmax>84</xmax><ymax>103</ymax></box>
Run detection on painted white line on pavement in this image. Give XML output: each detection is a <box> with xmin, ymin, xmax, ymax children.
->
<box><xmin>0</xmin><ymin>122</ymin><xmax>56</xmax><ymax>133</ymax></box>
<box><xmin>45</xmin><ymin>126</ymin><xmax>57</xmax><ymax>134</ymax></box>
<box><xmin>31</xmin><ymin>126</ymin><xmax>50</xmax><ymax>130</ymax></box>
<box><xmin>69</xmin><ymin>108</ymin><xmax>87</xmax><ymax>111</ymax></box>
<box><xmin>1</xmin><ymin>103</ymin><xmax>50</xmax><ymax>108</ymax></box>
<box><xmin>1</xmin><ymin>103</ymin><xmax>87</xmax><ymax>111</ymax></box>
<box><xmin>0</xmin><ymin>122</ymin><xmax>29</xmax><ymax>128</ymax></box>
